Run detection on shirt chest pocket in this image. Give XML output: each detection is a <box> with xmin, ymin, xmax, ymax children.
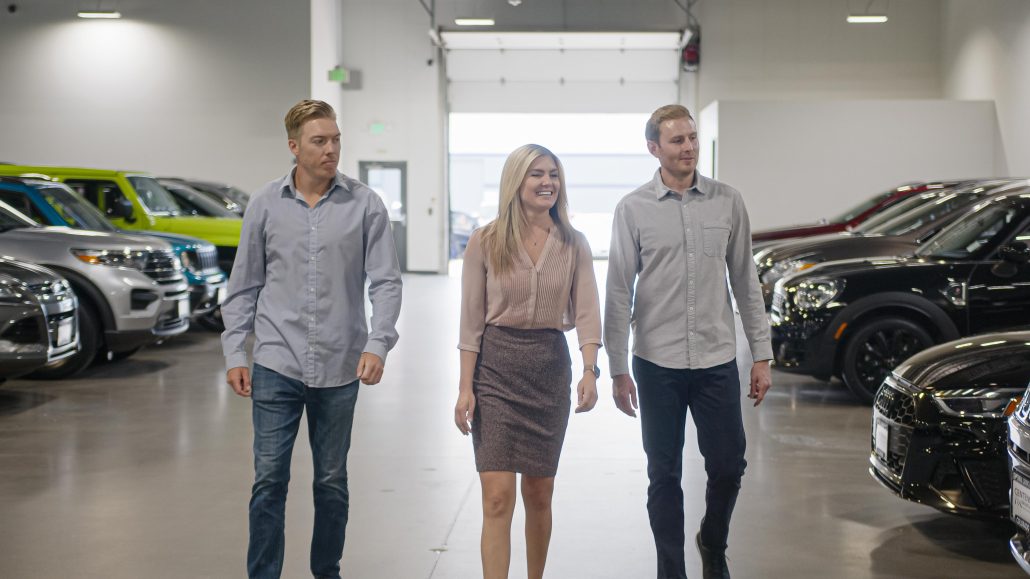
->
<box><xmin>702</xmin><ymin>222</ymin><xmax>731</xmax><ymax>257</ymax></box>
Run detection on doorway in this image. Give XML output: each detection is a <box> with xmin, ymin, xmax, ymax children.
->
<box><xmin>359</xmin><ymin>161</ymin><xmax>408</xmax><ymax>272</ymax></box>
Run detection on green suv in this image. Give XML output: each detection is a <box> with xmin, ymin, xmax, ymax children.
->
<box><xmin>0</xmin><ymin>166</ymin><xmax>242</xmax><ymax>272</ymax></box>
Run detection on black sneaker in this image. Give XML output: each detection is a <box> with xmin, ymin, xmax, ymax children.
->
<box><xmin>695</xmin><ymin>531</ymin><xmax>730</xmax><ymax>579</ymax></box>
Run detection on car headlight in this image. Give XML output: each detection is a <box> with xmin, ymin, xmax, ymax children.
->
<box><xmin>792</xmin><ymin>278</ymin><xmax>843</xmax><ymax>310</ymax></box>
<box><xmin>71</xmin><ymin>248</ymin><xmax>148</xmax><ymax>271</ymax></box>
<box><xmin>933</xmin><ymin>388</ymin><xmax>1024</xmax><ymax>418</ymax></box>
<box><xmin>761</xmin><ymin>259</ymin><xmax>817</xmax><ymax>285</ymax></box>
<box><xmin>179</xmin><ymin>250</ymin><xmax>202</xmax><ymax>274</ymax></box>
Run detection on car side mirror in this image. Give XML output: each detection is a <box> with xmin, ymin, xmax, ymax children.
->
<box><xmin>109</xmin><ymin>198</ymin><xmax>136</xmax><ymax>223</ymax></box>
<box><xmin>999</xmin><ymin>241</ymin><xmax>1030</xmax><ymax>264</ymax></box>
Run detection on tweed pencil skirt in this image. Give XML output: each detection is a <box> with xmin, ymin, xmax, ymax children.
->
<box><xmin>471</xmin><ymin>325</ymin><xmax>573</xmax><ymax>477</ymax></box>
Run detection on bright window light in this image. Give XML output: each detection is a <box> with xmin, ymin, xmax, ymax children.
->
<box><xmin>847</xmin><ymin>15</ymin><xmax>888</xmax><ymax>23</ymax></box>
<box><xmin>78</xmin><ymin>10</ymin><xmax>122</xmax><ymax>19</ymax></box>
<box><xmin>454</xmin><ymin>18</ymin><xmax>495</xmax><ymax>26</ymax></box>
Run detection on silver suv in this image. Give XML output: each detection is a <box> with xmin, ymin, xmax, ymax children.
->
<box><xmin>0</xmin><ymin>257</ymin><xmax>79</xmax><ymax>381</ymax></box>
<box><xmin>0</xmin><ymin>200</ymin><xmax>189</xmax><ymax>378</ymax></box>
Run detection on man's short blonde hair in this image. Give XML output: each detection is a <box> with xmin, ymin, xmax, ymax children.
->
<box><xmin>645</xmin><ymin>104</ymin><xmax>694</xmax><ymax>143</ymax></box>
<box><xmin>285</xmin><ymin>99</ymin><xmax>336</xmax><ymax>140</ymax></box>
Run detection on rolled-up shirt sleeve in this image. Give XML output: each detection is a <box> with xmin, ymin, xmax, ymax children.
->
<box><xmin>458</xmin><ymin>230</ymin><xmax>487</xmax><ymax>353</ymax></box>
<box><xmin>221</xmin><ymin>195</ymin><xmax>267</xmax><ymax>371</ymax></box>
<box><xmin>727</xmin><ymin>192</ymin><xmax>773</xmax><ymax>362</ymax></box>
<box><xmin>363</xmin><ymin>194</ymin><xmax>403</xmax><ymax>361</ymax></box>
<box><xmin>571</xmin><ymin>233</ymin><xmax>603</xmax><ymax>350</ymax></box>
<box><xmin>604</xmin><ymin>200</ymin><xmax>640</xmax><ymax>377</ymax></box>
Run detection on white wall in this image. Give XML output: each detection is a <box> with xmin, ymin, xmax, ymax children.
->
<box><xmin>334</xmin><ymin>0</ymin><xmax>446</xmax><ymax>273</ymax></box>
<box><xmin>696</xmin><ymin>0</ymin><xmax>943</xmax><ymax>110</ymax></box>
<box><xmin>703</xmin><ymin>100</ymin><xmax>999</xmax><ymax>230</ymax></box>
<box><xmin>0</xmin><ymin>1</ymin><xmax>310</xmax><ymax>193</ymax></box>
<box><xmin>942</xmin><ymin>0</ymin><xmax>1030</xmax><ymax>176</ymax></box>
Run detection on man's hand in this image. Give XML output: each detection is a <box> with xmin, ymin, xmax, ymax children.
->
<box><xmin>454</xmin><ymin>388</ymin><xmax>476</xmax><ymax>435</ymax></box>
<box><xmin>748</xmin><ymin>360</ymin><xmax>773</xmax><ymax>407</ymax></box>
<box><xmin>612</xmin><ymin>374</ymin><xmax>638</xmax><ymax>417</ymax></box>
<box><xmin>356</xmin><ymin>352</ymin><xmax>385</xmax><ymax>385</ymax></box>
<box><xmin>575</xmin><ymin>374</ymin><xmax>598</xmax><ymax>413</ymax></box>
<box><xmin>227</xmin><ymin>366</ymin><xmax>252</xmax><ymax>397</ymax></box>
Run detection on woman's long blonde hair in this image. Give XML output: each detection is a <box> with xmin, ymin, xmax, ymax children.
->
<box><xmin>480</xmin><ymin>144</ymin><xmax>576</xmax><ymax>273</ymax></box>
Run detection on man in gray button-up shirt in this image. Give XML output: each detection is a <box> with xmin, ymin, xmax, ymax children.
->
<box><xmin>222</xmin><ymin>100</ymin><xmax>402</xmax><ymax>579</ymax></box>
<box><xmin>604</xmin><ymin>105</ymin><xmax>771</xmax><ymax>579</ymax></box>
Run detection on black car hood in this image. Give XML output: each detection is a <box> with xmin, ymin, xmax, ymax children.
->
<box><xmin>784</xmin><ymin>256</ymin><xmax>940</xmax><ymax>282</ymax></box>
<box><xmin>761</xmin><ymin>233</ymin><xmax>918</xmax><ymax>265</ymax></box>
<box><xmin>893</xmin><ymin>330</ymin><xmax>1030</xmax><ymax>390</ymax></box>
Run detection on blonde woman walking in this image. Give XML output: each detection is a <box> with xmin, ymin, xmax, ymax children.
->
<box><xmin>454</xmin><ymin>144</ymin><xmax>602</xmax><ymax>579</ymax></box>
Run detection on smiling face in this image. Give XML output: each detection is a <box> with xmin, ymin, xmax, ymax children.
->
<box><xmin>647</xmin><ymin>116</ymin><xmax>699</xmax><ymax>182</ymax></box>
<box><xmin>289</xmin><ymin>117</ymin><xmax>341</xmax><ymax>183</ymax></box>
<box><xmin>517</xmin><ymin>155</ymin><xmax>560</xmax><ymax>216</ymax></box>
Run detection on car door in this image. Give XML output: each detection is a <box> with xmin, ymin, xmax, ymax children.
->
<box><xmin>966</xmin><ymin>209</ymin><xmax>1030</xmax><ymax>334</ymax></box>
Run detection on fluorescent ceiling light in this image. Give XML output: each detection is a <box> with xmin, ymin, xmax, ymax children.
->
<box><xmin>78</xmin><ymin>10</ymin><xmax>122</xmax><ymax>19</ymax></box>
<box><xmin>847</xmin><ymin>15</ymin><xmax>888</xmax><ymax>23</ymax></box>
<box><xmin>454</xmin><ymin>18</ymin><xmax>495</xmax><ymax>26</ymax></box>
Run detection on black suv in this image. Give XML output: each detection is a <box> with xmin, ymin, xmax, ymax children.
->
<box><xmin>870</xmin><ymin>331</ymin><xmax>1030</xmax><ymax>520</ymax></box>
<box><xmin>770</xmin><ymin>185</ymin><xmax>1030</xmax><ymax>402</ymax></box>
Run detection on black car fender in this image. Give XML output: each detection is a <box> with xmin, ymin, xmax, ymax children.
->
<box><xmin>826</xmin><ymin>292</ymin><xmax>961</xmax><ymax>373</ymax></box>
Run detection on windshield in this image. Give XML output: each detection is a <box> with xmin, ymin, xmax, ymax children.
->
<box><xmin>916</xmin><ymin>202</ymin><xmax>1018</xmax><ymax>259</ymax></box>
<box><xmin>828</xmin><ymin>190</ymin><xmax>894</xmax><ymax>224</ymax></box>
<box><xmin>854</xmin><ymin>192</ymin><xmax>938</xmax><ymax>233</ymax></box>
<box><xmin>164</xmin><ymin>184</ymin><xmax>238</xmax><ymax>218</ymax></box>
<box><xmin>127</xmin><ymin>176</ymin><xmax>181</xmax><ymax>214</ymax></box>
<box><xmin>38</xmin><ymin>185</ymin><xmax>118</xmax><ymax>231</ymax></box>
<box><xmin>865</xmin><ymin>192</ymin><xmax>977</xmax><ymax>237</ymax></box>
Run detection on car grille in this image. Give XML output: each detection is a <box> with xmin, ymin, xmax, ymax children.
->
<box><xmin>875</xmin><ymin>381</ymin><xmax>916</xmax><ymax>425</ymax></box>
<box><xmin>961</xmin><ymin>459</ymin><xmax>1010</xmax><ymax>508</ymax></box>
<box><xmin>770</xmin><ymin>290</ymin><xmax>786</xmax><ymax>321</ymax></box>
<box><xmin>143</xmin><ymin>250</ymin><xmax>183</xmax><ymax>284</ymax></box>
<box><xmin>873</xmin><ymin>378</ymin><xmax>917</xmax><ymax>477</ymax></box>
<box><xmin>27</xmin><ymin>280</ymin><xmax>73</xmax><ymax>304</ymax></box>
<box><xmin>197</xmin><ymin>246</ymin><xmax>220</xmax><ymax>273</ymax></box>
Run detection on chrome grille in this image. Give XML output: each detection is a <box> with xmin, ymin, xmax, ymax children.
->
<box><xmin>143</xmin><ymin>250</ymin><xmax>183</xmax><ymax>284</ymax></box>
<box><xmin>27</xmin><ymin>280</ymin><xmax>73</xmax><ymax>304</ymax></box>
<box><xmin>197</xmin><ymin>246</ymin><xmax>220</xmax><ymax>273</ymax></box>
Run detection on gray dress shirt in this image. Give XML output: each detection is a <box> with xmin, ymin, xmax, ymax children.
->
<box><xmin>604</xmin><ymin>169</ymin><xmax>772</xmax><ymax>376</ymax></box>
<box><xmin>221</xmin><ymin>169</ymin><xmax>402</xmax><ymax>388</ymax></box>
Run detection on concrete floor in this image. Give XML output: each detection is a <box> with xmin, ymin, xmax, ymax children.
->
<box><xmin>0</xmin><ymin>266</ymin><xmax>1023</xmax><ymax>578</ymax></box>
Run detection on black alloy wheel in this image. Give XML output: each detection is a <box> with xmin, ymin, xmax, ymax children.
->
<box><xmin>841</xmin><ymin>317</ymin><xmax>934</xmax><ymax>404</ymax></box>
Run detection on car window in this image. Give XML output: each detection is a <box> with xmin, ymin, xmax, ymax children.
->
<box><xmin>854</xmin><ymin>192</ymin><xmax>936</xmax><ymax>233</ymax></box>
<box><xmin>126</xmin><ymin>176</ymin><xmax>180</xmax><ymax>214</ymax></box>
<box><xmin>917</xmin><ymin>204</ymin><xmax>1018</xmax><ymax>259</ymax></box>
<box><xmin>64</xmin><ymin>179</ymin><xmax>129</xmax><ymax>216</ymax></box>
<box><xmin>0</xmin><ymin>189</ymin><xmax>38</xmax><ymax>220</ymax></box>
<box><xmin>867</xmin><ymin>193</ymin><xmax>976</xmax><ymax>236</ymax></box>
<box><xmin>829</xmin><ymin>191</ymin><xmax>894</xmax><ymax>223</ymax></box>
<box><xmin>37</xmin><ymin>185</ymin><xmax>117</xmax><ymax>231</ymax></box>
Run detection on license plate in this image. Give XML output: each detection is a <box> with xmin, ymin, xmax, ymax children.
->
<box><xmin>177</xmin><ymin>299</ymin><xmax>190</xmax><ymax>319</ymax></box>
<box><xmin>56</xmin><ymin>319</ymin><xmax>73</xmax><ymax>346</ymax></box>
<box><xmin>216</xmin><ymin>286</ymin><xmax>226</xmax><ymax>304</ymax></box>
<box><xmin>1013</xmin><ymin>473</ymin><xmax>1030</xmax><ymax>532</ymax></box>
<box><xmin>874</xmin><ymin>418</ymin><xmax>889</xmax><ymax>460</ymax></box>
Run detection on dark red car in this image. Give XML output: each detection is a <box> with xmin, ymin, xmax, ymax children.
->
<box><xmin>752</xmin><ymin>181</ymin><xmax>964</xmax><ymax>245</ymax></box>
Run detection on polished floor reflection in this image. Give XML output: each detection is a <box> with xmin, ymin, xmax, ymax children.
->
<box><xmin>0</xmin><ymin>268</ymin><xmax>1023</xmax><ymax>578</ymax></box>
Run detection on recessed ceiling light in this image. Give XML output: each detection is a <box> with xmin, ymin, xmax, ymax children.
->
<box><xmin>78</xmin><ymin>10</ymin><xmax>122</xmax><ymax>19</ymax></box>
<box><xmin>846</xmin><ymin>15</ymin><xmax>888</xmax><ymax>23</ymax></box>
<box><xmin>455</xmin><ymin>18</ymin><xmax>495</xmax><ymax>26</ymax></box>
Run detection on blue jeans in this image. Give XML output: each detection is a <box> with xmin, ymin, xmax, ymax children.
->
<box><xmin>247</xmin><ymin>364</ymin><xmax>359</xmax><ymax>579</ymax></box>
<box><xmin>633</xmin><ymin>357</ymin><xmax>747</xmax><ymax>579</ymax></box>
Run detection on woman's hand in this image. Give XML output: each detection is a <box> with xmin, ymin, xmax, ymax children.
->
<box><xmin>575</xmin><ymin>374</ymin><xmax>598</xmax><ymax>413</ymax></box>
<box><xmin>454</xmin><ymin>388</ymin><xmax>476</xmax><ymax>435</ymax></box>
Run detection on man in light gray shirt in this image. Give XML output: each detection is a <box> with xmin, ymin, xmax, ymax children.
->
<box><xmin>604</xmin><ymin>104</ymin><xmax>772</xmax><ymax>579</ymax></box>
<box><xmin>222</xmin><ymin>99</ymin><xmax>402</xmax><ymax>579</ymax></box>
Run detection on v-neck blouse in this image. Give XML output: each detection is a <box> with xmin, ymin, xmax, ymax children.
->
<box><xmin>458</xmin><ymin>227</ymin><xmax>602</xmax><ymax>353</ymax></box>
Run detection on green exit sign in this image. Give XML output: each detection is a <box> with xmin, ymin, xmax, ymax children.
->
<box><xmin>328</xmin><ymin>67</ymin><xmax>350</xmax><ymax>83</ymax></box>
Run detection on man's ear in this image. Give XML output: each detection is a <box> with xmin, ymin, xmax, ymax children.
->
<box><xmin>288</xmin><ymin>138</ymin><xmax>299</xmax><ymax>156</ymax></box>
<box><xmin>646</xmin><ymin>140</ymin><xmax>659</xmax><ymax>158</ymax></box>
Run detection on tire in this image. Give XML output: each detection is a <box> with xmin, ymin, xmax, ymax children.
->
<box><xmin>195</xmin><ymin>307</ymin><xmax>224</xmax><ymax>332</ymax></box>
<box><xmin>841</xmin><ymin>317</ymin><xmax>934</xmax><ymax>404</ymax></box>
<box><xmin>26</xmin><ymin>301</ymin><xmax>102</xmax><ymax>380</ymax></box>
